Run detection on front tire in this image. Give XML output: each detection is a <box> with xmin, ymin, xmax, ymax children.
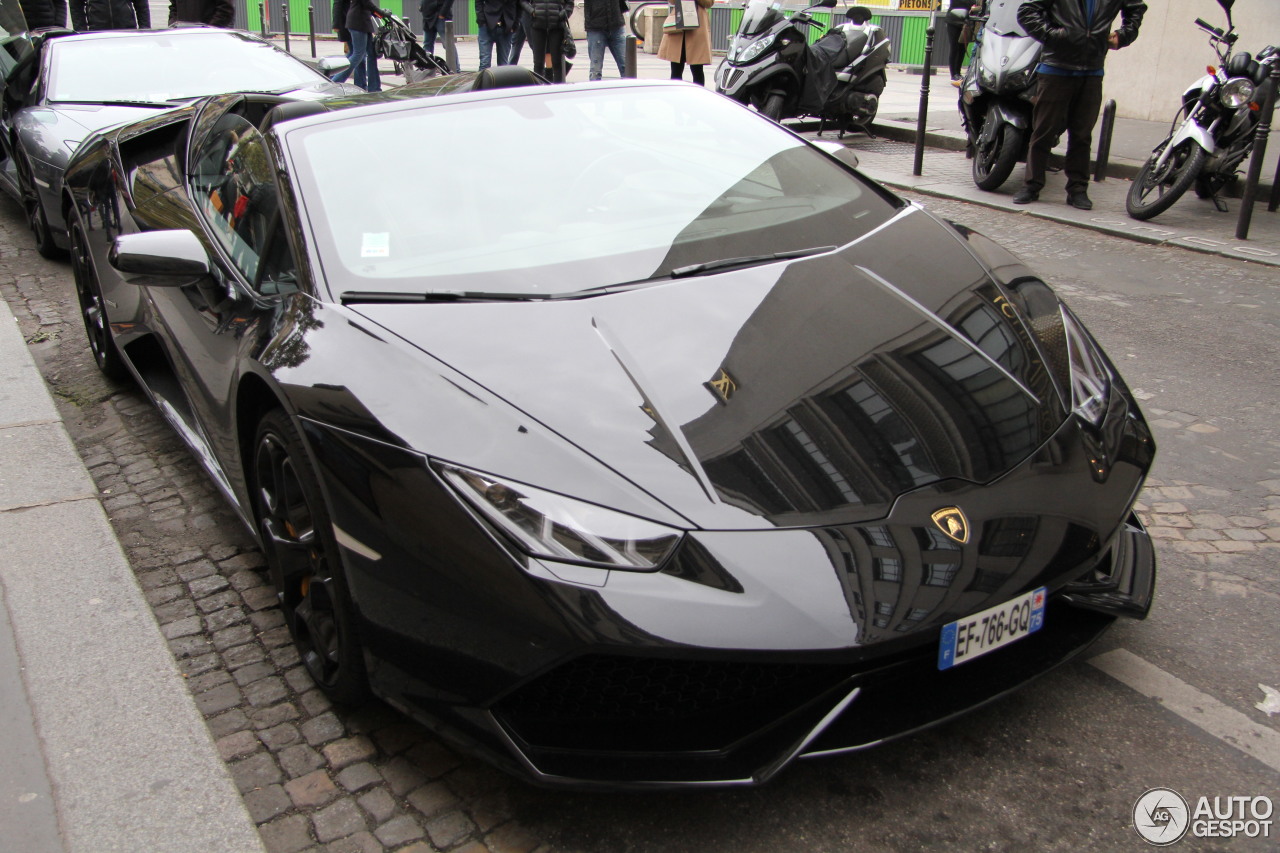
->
<box><xmin>1126</xmin><ymin>137</ymin><xmax>1207</xmax><ymax>221</ymax></box>
<box><xmin>253</xmin><ymin>410</ymin><xmax>369</xmax><ymax>704</ymax></box>
<box><xmin>16</xmin><ymin>150</ymin><xmax>61</xmax><ymax>260</ymax></box>
<box><xmin>70</xmin><ymin>223</ymin><xmax>129</xmax><ymax>382</ymax></box>
<box><xmin>761</xmin><ymin>91</ymin><xmax>786</xmax><ymax>122</ymax></box>
<box><xmin>972</xmin><ymin>123</ymin><xmax>1023</xmax><ymax>191</ymax></box>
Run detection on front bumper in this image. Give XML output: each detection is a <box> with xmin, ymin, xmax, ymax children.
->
<box><xmin>476</xmin><ymin>517</ymin><xmax>1155</xmax><ymax>788</ymax></box>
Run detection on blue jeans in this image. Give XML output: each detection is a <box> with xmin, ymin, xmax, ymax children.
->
<box><xmin>348</xmin><ymin>29</ymin><xmax>382</xmax><ymax>92</ymax></box>
<box><xmin>477</xmin><ymin>23</ymin><xmax>513</xmax><ymax>70</ymax></box>
<box><xmin>587</xmin><ymin>26</ymin><xmax>626</xmax><ymax>80</ymax></box>
<box><xmin>508</xmin><ymin>9</ymin><xmax>527</xmax><ymax>65</ymax></box>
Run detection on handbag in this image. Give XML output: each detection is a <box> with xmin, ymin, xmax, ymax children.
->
<box><xmin>662</xmin><ymin>0</ymin><xmax>699</xmax><ymax>31</ymax></box>
<box><xmin>958</xmin><ymin>21</ymin><xmax>975</xmax><ymax>45</ymax></box>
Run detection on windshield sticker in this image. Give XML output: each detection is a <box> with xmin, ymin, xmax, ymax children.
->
<box><xmin>361</xmin><ymin>233</ymin><xmax>390</xmax><ymax>258</ymax></box>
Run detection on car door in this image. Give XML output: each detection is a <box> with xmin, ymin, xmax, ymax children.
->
<box><xmin>144</xmin><ymin>96</ymin><xmax>308</xmax><ymax>485</ymax></box>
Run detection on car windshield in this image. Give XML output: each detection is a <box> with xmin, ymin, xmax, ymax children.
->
<box><xmin>287</xmin><ymin>85</ymin><xmax>897</xmax><ymax>298</ymax></box>
<box><xmin>46</xmin><ymin>32</ymin><xmax>323</xmax><ymax>104</ymax></box>
<box><xmin>983</xmin><ymin>0</ymin><xmax>1030</xmax><ymax>37</ymax></box>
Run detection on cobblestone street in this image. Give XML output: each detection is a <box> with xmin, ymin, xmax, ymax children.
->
<box><xmin>3</xmin><ymin>180</ymin><xmax>1277</xmax><ymax>853</ymax></box>
<box><xmin>1</xmin><ymin>206</ymin><xmax>555</xmax><ymax>853</ymax></box>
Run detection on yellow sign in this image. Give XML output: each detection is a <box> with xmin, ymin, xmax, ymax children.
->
<box><xmin>897</xmin><ymin>0</ymin><xmax>940</xmax><ymax>10</ymax></box>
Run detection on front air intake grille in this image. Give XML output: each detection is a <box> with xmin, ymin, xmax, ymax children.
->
<box><xmin>494</xmin><ymin>655</ymin><xmax>850</xmax><ymax>753</ymax></box>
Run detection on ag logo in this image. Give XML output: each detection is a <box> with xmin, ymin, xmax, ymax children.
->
<box><xmin>1133</xmin><ymin>787</ymin><xmax>1190</xmax><ymax>845</ymax></box>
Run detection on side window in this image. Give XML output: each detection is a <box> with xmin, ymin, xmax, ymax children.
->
<box><xmin>190</xmin><ymin>113</ymin><xmax>297</xmax><ymax>294</ymax></box>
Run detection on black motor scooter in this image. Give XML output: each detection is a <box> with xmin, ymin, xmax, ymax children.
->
<box><xmin>714</xmin><ymin>0</ymin><xmax>890</xmax><ymax>135</ymax></box>
<box><xmin>950</xmin><ymin>0</ymin><xmax>1040</xmax><ymax>190</ymax></box>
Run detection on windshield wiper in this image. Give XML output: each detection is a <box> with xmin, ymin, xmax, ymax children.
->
<box><xmin>340</xmin><ymin>290</ymin><xmax>551</xmax><ymax>305</ymax></box>
<box><xmin>668</xmin><ymin>245</ymin><xmax>836</xmax><ymax>279</ymax></box>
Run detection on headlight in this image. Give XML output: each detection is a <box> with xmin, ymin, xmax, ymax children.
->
<box><xmin>1060</xmin><ymin>307</ymin><xmax>1112</xmax><ymax>427</ymax></box>
<box><xmin>1220</xmin><ymin>77</ymin><xmax>1255</xmax><ymax>108</ymax></box>
<box><xmin>1006</xmin><ymin>68</ymin><xmax>1035</xmax><ymax>92</ymax></box>
<box><xmin>1006</xmin><ymin>280</ymin><xmax>1112</xmax><ymax>427</ymax></box>
<box><xmin>435</xmin><ymin>462</ymin><xmax>683</xmax><ymax>571</ymax></box>
<box><xmin>978</xmin><ymin>66</ymin><xmax>996</xmax><ymax>89</ymax></box>
<box><xmin>736</xmin><ymin>34</ymin><xmax>775</xmax><ymax>64</ymax></box>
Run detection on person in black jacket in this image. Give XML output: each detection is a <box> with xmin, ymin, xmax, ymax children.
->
<box><xmin>584</xmin><ymin>0</ymin><xmax>625</xmax><ymax>80</ymax></box>
<box><xmin>521</xmin><ymin>0</ymin><xmax>571</xmax><ymax>82</ymax></box>
<box><xmin>18</xmin><ymin>0</ymin><xmax>67</xmax><ymax>29</ymax></box>
<box><xmin>69</xmin><ymin>0</ymin><xmax>148</xmax><ymax>30</ymax></box>
<box><xmin>420</xmin><ymin>0</ymin><xmax>452</xmax><ymax>62</ymax></box>
<box><xmin>343</xmin><ymin>0</ymin><xmax>385</xmax><ymax>91</ymax></box>
<box><xmin>1011</xmin><ymin>0</ymin><xmax>1145</xmax><ymax>210</ymax></box>
<box><xmin>476</xmin><ymin>0</ymin><xmax>517</xmax><ymax>70</ymax></box>
<box><xmin>168</xmin><ymin>0</ymin><xmax>233</xmax><ymax>26</ymax></box>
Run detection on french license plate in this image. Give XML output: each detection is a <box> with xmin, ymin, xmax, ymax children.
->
<box><xmin>937</xmin><ymin>587</ymin><xmax>1046</xmax><ymax>670</ymax></box>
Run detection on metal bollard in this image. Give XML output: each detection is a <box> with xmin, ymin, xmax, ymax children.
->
<box><xmin>624</xmin><ymin>35</ymin><xmax>637</xmax><ymax>78</ymax></box>
<box><xmin>443</xmin><ymin>20</ymin><xmax>458</xmax><ymax>72</ymax></box>
<box><xmin>259</xmin><ymin>1</ymin><xmax>266</xmax><ymax>36</ymax></box>
<box><xmin>914</xmin><ymin>26</ymin><xmax>935</xmax><ymax>177</ymax></box>
<box><xmin>1236</xmin><ymin>62</ymin><xmax>1278</xmax><ymax>240</ymax></box>
<box><xmin>308</xmin><ymin>5</ymin><xmax>316</xmax><ymax>57</ymax></box>
<box><xmin>282</xmin><ymin>3</ymin><xmax>291</xmax><ymax>53</ymax></box>
<box><xmin>1093</xmin><ymin>99</ymin><xmax>1115</xmax><ymax>182</ymax></box>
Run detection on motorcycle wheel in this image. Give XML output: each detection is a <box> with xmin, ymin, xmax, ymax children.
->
<box><xmin>1126</xmin><ymin>138</ymin><xmax>1207</xmax><ymax>221</ymax></box>
<box><xmin>762</xmin><ymin>92</ymin><xmax>786</xmax><ymax>123</ymax></box>
<box><xmin>971</xmin><ymin>124</ymin><xmax>1023</xmax><ymax>191</ymax></box>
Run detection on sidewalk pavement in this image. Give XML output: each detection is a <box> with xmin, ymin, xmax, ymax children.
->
<box><xmin>2</xmin><ymin>38</ymin><xmax>1277</xmax><ymax>853</ymax></box>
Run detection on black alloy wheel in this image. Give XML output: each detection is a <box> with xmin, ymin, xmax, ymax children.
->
<box><xmin>972</xmin><ymin>123</ymin><xmax>1023</xmax><ymax>191</ymax></box>
<box><xmin>1126</xmin><ymin>137</ymin><xmax>1207</xmax><ymax>221</ymax></box>
<box><xmin>70</xmin><ymin>224</ymin><xmax>129</xmax><ymax>382</ymax></box>
<box><xmin>253</xmin><ymin>410</ymin><xmax>369</xmax><ymax>704</ymax></box>
<box><xmin>16</xmin><ymin>149</ymin><xmax>61</xmax><ymax>260</ymax></box>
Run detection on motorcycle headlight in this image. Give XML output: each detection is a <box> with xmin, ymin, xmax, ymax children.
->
<box><xmin>1220</xmin><ymin>77</ymin><xmax>1255</xmax><ymax>108</ymax></box>
<box><xmin>435</xmin><ymin>462</ymin><xmax>683</xmax><ymax>571</ymax></box>
<box><xmin>736</xmin><ymin>33</ymin><xmax>775</xmax><ymax>64</ymax></box>
<box><xmin>978</xmin><ymin>66</ymin><xmax>996</xmax><ymax>89</ymax></box>
<box><xmin>1006</xmin><ymin>68</ymin><xmax>1035</xmax><ymax>93</ymax></box>
<box><xmin>1060</xmin><ymin>307</ymin><xmax>1112</xmax><ymax>428</ymax></box>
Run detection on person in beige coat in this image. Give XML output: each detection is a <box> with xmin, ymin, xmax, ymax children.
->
<box><xmin>657</xmin><ymin>0</ymin><xmax>714</xmax><ymax>85</ymax></box>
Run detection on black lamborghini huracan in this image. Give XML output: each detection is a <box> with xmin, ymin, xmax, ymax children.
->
<box><xmin>63</xmin><ymin>76</ymin><xmax>1156</xmax><ymax>788</ymax></box>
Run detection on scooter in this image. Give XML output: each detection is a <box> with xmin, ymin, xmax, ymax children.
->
<box><xmin>950</xmin><ymin>0</ymin><xmax>1040</xmax><ymax>190</ymax></box>
<box><xmin>714</xmin><ymin>0</ymin><xmax>890</xmax><ymax>136</ymax></box>
<box><xmin>1126</xmin><ymin>0</ymin><xmax>1278</xmax><ymax>220</ymax></box>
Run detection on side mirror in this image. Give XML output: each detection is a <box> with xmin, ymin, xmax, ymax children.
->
<box><xmin>318</xmin><ymin>55</ymin><xmax>351</xmax><ymax>75</ymax></box>
<box><xmin>811</xmin><ymin>139</ymin><xmax>859</xmax><ymax>169</ymax></box>
<box><xmin>815</xmin><ymin>0</ymin><xmax>838</xmax><ymax>8</ymax></box>
<box><xmin>845</xmin><ymin>5</ymin><xmax>872</xmax><ymax>23</ymax></box>
<box><xmin>109</xmin><ymin>230</ymin><xmax>211</xmax><ymax>287</ymax></box>
<box><xmin>946</xmin><ymin>6</ymin><xmax>968</xmax><ymax>25</ymax></box>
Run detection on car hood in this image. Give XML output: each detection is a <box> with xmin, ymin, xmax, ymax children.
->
<box><xmin>25</xmin><ymin>103</ymin><xmax>167</xmax><ymax>157</ymax></box>
<box><xmin>350</xmin><ymin>206</ymin><xmax>1069</xmax><ymax>531</ymax></box>
<box><xmin>40</xmin><ymin>79</ymin><xmax>351</xmax><ymax>144</ymax></box>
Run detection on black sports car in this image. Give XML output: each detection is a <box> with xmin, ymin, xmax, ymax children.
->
<box><xmin>0</xmin><ymin>5</ymin><xmax>354</xmax><ymax>259</ymax></box>
<box><xmin>63</xmin><ymin>77</ymin><xmax>1156</xmax><ymax>788</ymax></box>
